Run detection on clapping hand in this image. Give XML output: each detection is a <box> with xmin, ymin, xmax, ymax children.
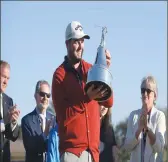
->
<box><xmin>139</xmin><ymin>108</ymin><xmax>147</xmax><ymax>130</ymax></box>
<box><xmin>8</xmin><ymin>104</ymin><xmax>20</xmax><ymax>124</ymax></box>
<box><xmin>44</xmin><ymin>116</ymin><xmax>55</xmax><ymax>136</ymax></box>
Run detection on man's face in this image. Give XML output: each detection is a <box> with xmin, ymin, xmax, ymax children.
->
<box><xmin>0</xmin><ymin>65</ymin><xmax>10</xmax><ymax>93</ymax></box>
<box><xmin>66</xmin><ymin>38</ymin><xmax>84</xmax><ymax>64</ymax></box>
<box><xmin>35</xmin><ymin>84</ymin><xmax>50</xmax><ymax>111</ymax></box>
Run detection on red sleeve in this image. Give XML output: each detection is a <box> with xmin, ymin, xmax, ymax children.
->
<box><xmin>99</xmin><ymin>90</ymin><xmax>114</xmax><ymax>108</ymax></box>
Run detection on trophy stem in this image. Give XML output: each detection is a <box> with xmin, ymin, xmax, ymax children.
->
<box><xmin>95</xmin><ymin>27</ymin><xmax>108</xmax><ymax>67</ymax></box>
<box><xmin>100</xmin><ymin>27</ymin><xmax>107</xmax><ymax>47</ymax></box>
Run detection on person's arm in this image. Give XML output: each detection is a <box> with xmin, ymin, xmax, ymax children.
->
<box><xmin>124</xmin><ymin>112</ymin><xmax>140</xmax><ymax>152</ymax></box>
<box><xmin>52</xmin><ymin>72</ymin><xmax>90</xmax><ymax>125</ymax></box>
<box><xmin>99</xmin><ymin>91</ymin><xmax>113</xmax><ymax>108</ymax></box>
<box><xmin>52</xmin><ymin>69</ymin><xmax>113</xmax><ymax>126</ymax></box>
<box><xmin>147</xmin><ymin>112</ymin><xmax>166</xmax><ymax>153</ymax></box>
<box><xmin>21</xmin><ymin>118</ymin><xmax>47</xmax><ymax>153</ymax></box>
<box><xmin>4</xmin><ymin>98</ymin><xmax>19</xmax><ymax>141</ymax></box>
<box><xmin>5</xmin><ymin>123</ymin><xmax>19</xmax><ymax>141</ymax></box>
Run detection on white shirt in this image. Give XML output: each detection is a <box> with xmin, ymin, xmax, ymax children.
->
<box><xmin>0</xmin><ymin>93</ymin><xmax>3</xmax><ymax>118</ymax></box>
<box><xmin>124</xmin><ymin>106</ymin><xmax>166</xmax><ymax>162</ymax></box>
<box><xmin>0</xmin><ymin>93</ymin><xmax>5</xmax><ymax>132</ymax></box>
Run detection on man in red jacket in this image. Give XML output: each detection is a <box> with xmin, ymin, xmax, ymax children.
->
<box><xmin>52</xmin><ymin>21</ymin><xmax>113</xmax><ymax>162</ymax></box>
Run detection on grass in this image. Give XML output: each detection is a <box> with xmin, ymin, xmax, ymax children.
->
<box><xmin>11</xmin><ymin>152</ymin><xmax>25</xmax><ymax>162</ymax></box>
<box><xmin>11</xmin><ymin>140</ymin><xmax>25</xmax><ymax>162</ymax></box>
<box><xmin>11</xmin><ymin>140</ymin><xmax>167</xmax><ymax>162</ymax></box>
<box><xmin>11</xmin><ymin>149</ymin><xmax>168</xmax><ymax>162</ymax></box>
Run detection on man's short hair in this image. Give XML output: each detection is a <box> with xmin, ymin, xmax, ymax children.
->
<box><xmin>35</xmin><ymin>80</ymin><xmax>50</xmax><ymax>94</ymax></box>
<box><xmin>0</xmin><ymin>60</ymin><xmax>10</xmax><ymax>68</ymax></box>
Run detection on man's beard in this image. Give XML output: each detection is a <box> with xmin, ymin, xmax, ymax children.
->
<box><xmin>68</xmin><ymin>49</ymin><xmax>84</xmax><ymax>64</ymax></box>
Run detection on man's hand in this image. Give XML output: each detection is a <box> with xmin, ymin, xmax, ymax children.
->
<box><xmin>86</xmin><ymin>85</ymin><xmax>108</xmax><ymax>100</ymax></box>
<box><xmin>44</xmin><ymin>116</ymin><xmax>55</xmax><ymax>137</ymax></box>
<box><xmin>8</xmin><ymin>104</ymin><xmax>20</xmax><ymax>124</ymax></box>
<box><xmin>105</xmin><ymin>49</ymin><xmax>111</xmax><ymax>67</ymax></box>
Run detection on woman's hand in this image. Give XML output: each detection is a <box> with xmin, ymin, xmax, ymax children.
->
<box><xmin>138</xmin><ymin>108</ymin><xmax>147</xmax><ymax>130</ymax></box>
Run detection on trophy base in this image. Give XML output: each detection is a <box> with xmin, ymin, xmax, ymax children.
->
<box><xmin>84</xmin><ymin>81</ymin><xmax>112</xmax><ymax>102</ymax></box>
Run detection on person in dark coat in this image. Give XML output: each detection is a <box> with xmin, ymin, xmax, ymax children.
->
<box><xmin>99</xmin><ymin>105</ymin><xmax>119</xmax><ymax>162</ymax></box>
<box><xmin>0</xmin><ymin>60</ymin><xmax>20</xmax><ymax>162</ymax></box>
<box><xmin>21</xmin><ymin>80</ymin><xmax>55</xmax><ymax>162</ymax></box>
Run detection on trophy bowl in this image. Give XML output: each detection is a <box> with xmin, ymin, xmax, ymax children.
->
<box><xmin>84</xmin><ymin>64</ymin><xmax>112</xmax><ymax>102</ymax></box>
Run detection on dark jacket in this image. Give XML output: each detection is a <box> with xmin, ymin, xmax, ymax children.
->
<box><xmin>21</xmin><ymin>109</ymin><xmax>54</xmax><ymax>162</ymax></box>
<box><xmin>100</xmin><ymin>124</ymin><xmax>117</xmax><ymax>162</ymax></box>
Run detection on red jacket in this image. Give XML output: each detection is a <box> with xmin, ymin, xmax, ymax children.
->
<box><xmin>52</xmin><ymin>57</ymin><xmax>113</xmax><ymax>162</ymax></box>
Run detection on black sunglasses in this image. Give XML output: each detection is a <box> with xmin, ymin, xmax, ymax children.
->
<box><xmin>38</xmin><ymin>91</ymin><xmax>51</xmax><ymax>98</ymax></box>
<box><xmin>141</xmin><ymin>88</ymin><xmax>153</xmax><ymax>94</ymax></box>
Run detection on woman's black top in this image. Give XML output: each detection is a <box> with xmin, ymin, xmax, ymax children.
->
<box><xmin>99</xmin><ymin>124</ymin><xmax>117</xmax><ymax>162</ymax></box>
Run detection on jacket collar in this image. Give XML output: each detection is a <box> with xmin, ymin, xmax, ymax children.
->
<box><xmin>148</xmin><ymin>106</ymin><xmax>157</xmax><ymax>123</ymax></box>
<box><xmin>32</xmin><ymin>108</ymin><xmax>38</xmax><ymax>124</ymax></box>
<box><xmin>63</xmin><ymin>56</ymin><xmax>82</xmax><ymax>72</ymax></box>
<box><xmin>140</xmin><ymin>106</ymin><xmax>157</xmax><ymax>123</ymax></box>
<box><xmin>32</xmin><ymin>108</ymin><xmax>53</xmax><ymax>124</ymax></box>
<box><xmin>63</xmin><ymin>56</ymin><xmax>83</xmax><ymax>80</ymax></box>
<box><xmin>35</xmin><ymin>107</ymin><xmax>47</xmax><ymax>118</ymax></box>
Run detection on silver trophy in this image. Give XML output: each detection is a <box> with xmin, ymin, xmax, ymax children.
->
<box><xmin>85</xmin><ymin>27</ymin><xmax>112</xmax><ymax>102</ymax></box>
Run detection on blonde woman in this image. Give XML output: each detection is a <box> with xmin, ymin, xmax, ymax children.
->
<box><xmin>124</xmin><ymin>75</ymin><xmax>166</xmax><ymax>162</ymax></box>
